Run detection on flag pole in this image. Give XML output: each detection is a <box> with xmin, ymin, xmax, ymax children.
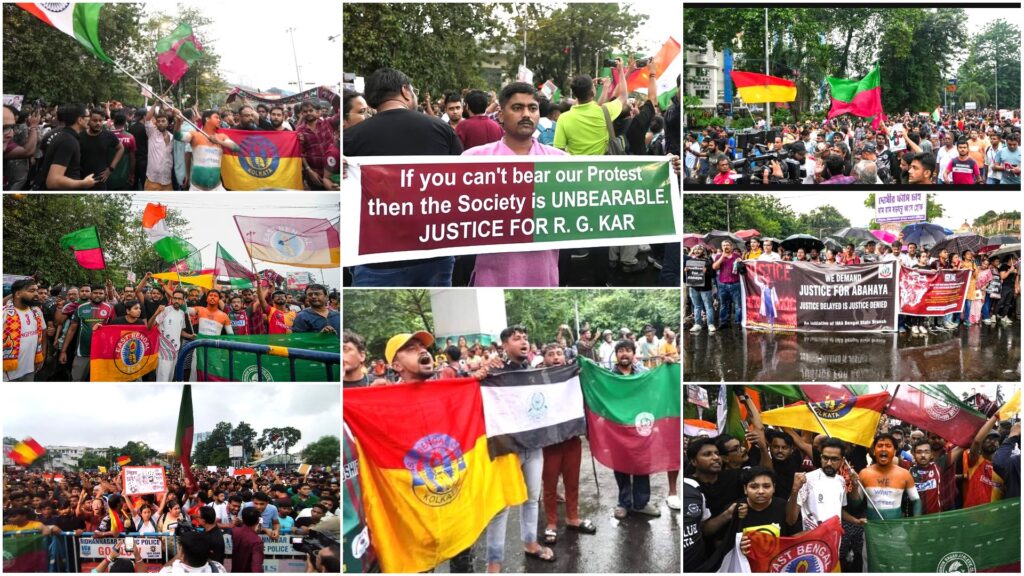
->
<box><xmin>765</xmin><ymin>7</ymin><xmax>771</xmax><ymax>130</ymax></box>
<box><xmin>109</xmin><ymin>59</ymin><xmax>213</xmax><ymax>141</ymax></box>
<box><xmin>804</xmin><ymin>400</ymin><xmax>886</xmax><ymax>520</ymax></box>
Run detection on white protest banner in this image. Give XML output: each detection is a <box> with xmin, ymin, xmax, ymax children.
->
<box><xmin>888</xmin><ymin>123</ymin><xmax>907</xmax><ymax>152</ymax></box>
<box><xmin>875</xmin><ymin>191</ymin><xmax>927</xmax><ymax>224</ymax></box>
<box><xmin>121</xmin><ymin>466</ymin><xmax>167</xmax><ymax>495</ymax></box>
<box><xmin>686</xmin><ymin>385</ymin><xmax>710</xmax><ymax>409</ymax></box>
<box><xmin>207</xmin><ymin>465</ymin><xmax>219</xmax><ymax>472</ymax></box>
<box><xmin>79</xmin><ymin>537</ymin><xmax>162</xmax><ymax>560</ymax></box>
<box><xmin>3</xmin><ymin>94</ymin><xmax>25</xmax><ymax>109</ymax></box>
<box><xmin>342</xmin><ymin>156</ymin><xmax>682</xmax><ymax>266</ymax></box>
<box><xmin>223</xmin><ymin>534</ymin><xmax>301</xmax><ymax>556</ymax></box>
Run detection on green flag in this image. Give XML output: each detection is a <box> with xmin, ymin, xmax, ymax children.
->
<box><xmin>866</xmin><ymin>498</ymin><xmax>1020</xmax><ymax>572</ymax></box>
<box><xmin>174</xmin><ymin>385</ymin><xmax>195</xmax><ymax>489</ymax></box>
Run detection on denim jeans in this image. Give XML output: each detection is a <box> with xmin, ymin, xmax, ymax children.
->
<box><xmin>982</xmin><ymin>295</ymin><xmax>992</xmax><ymax>319</ymax></box>
<box><xmin>614</xmin><ymin>472</ymin><xmax>650</xmax><ymax>509</ymax></box>
<box><xmin>689</xmin><ymin>288</ymin><xmax>714</xmax><ymax>327</ymax></box>
<box><xmin>351</xmin><ymin>257</ymin><xmax>455</xmax><ymax>287</ymax></box>
<box><xmin>717</xmin><ymin>281</ymin><xmax>742</xmax><ymax>326</ymax></box>
<box><xmin>486</xmin><ymin>448</ymin><xmax>543</xmax><ymax>563</ymax></box>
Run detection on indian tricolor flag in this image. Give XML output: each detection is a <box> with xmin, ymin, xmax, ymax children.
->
<box><xmin>59</xmin><ymin>226</ymin><xmax>106</xmax><ymax>269</ymax></box>
<box><xmin>684</xmin><ymin>418</ymin><xmax>717</xmax><ymax>437</ymax></box>
<box><xmin>579</xmin><ymin>358</ymin><xmax>680</xmax><ymax>475</ymax></box>
<box><xmin>234</xmin><ymin>215</ymin><xmax>340</xmax><ymax>268</ymax></box>
<box><xmin>730</xmin><ymin>70</ymin><xmax>797</xmax><ymax>104</ymax></box>
<box><xmin>344</xmin><ymin>378</ymin><xmax>528</xmax><ymax>573</ymax></box>
<box><xmin>8</xmin><ymin>437</ymin><xmax>45</xmax><ymax>466</ymax></box>
<box><xmin>219</xmin><ymin>129</ymin><xmax>303</xmax><ymax>190</ymax></box>
<box><xmin>760</xmin><ymin>391</ymin><xmax>890</xmax><ymax>447</ymax></box>
<box><xmin>480</xmin><ymin>365</ymin><xmax>587</xmax><ymax>456</ymax></box>
<box><xmin>142</xmin><ymin>203</ymin><xmax>199</xmax><ymax>264</ymax></box>
<box><xmin>627</xmin><ymin>37</ymin><xmax>682</xmax><ymax>109</ymax></box>
<box><xmin>16</xmin><ymin>3</ymin><xmax>113</xmax><ymax>63</ymax></box>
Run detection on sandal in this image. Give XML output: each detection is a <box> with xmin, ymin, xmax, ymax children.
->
<box><xmin>525</xmin><ymin>546</ymin><xmax>556</xmax><ymax>562</ymax></box>
<box><xmin>543</xmin><ymin>528</ymin><xmax>558</xmax><ymax>544</ymax></box>
<box><xmin>566</xmin><ymin>519</ymin><xmax>597</xmax><ymax>534</ymax></box>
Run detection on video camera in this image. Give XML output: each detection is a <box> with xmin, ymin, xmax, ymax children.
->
<box><xmin>174</xmin><ymin>522</ymin><xmax>198</xmax><ymax>537</ymax></box>
<box><xmin>291</xmin><ymin>529</ymin><xmax>338</xmax><ymax>562</ymax></box>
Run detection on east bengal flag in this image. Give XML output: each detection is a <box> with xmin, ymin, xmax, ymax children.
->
<box><xmin>8</xmin><ymin>437</ymin><xmax>45</xmax><ymax>466</ymax></box>
<box><xmin>116</xmin><ymin>455</ymin><xmax>131</xmax><ymax>466</ymax></box>
<box><xmin>344</xmin><ymin>378</ymin><xmax>528</xmax><ymax>573</ymax></box>
<box><xmin>747</xmin><ymin>516</ymin><xmax>844</xmax><ymax>572</ymax></box>
<box><xmin>90</xmin><ymin>325</ymin><xmax>159</xmax><ymax>382</ymax></box>
<box><xmin>730</xmin><ymin>70</ymin><xmax>797</xmax><ymax>103</ymax></box>
<box><xmin>220</xmin><ymin>129</ymin><xmax>303</xmax><ymax>190</ymax></box>
<box><xmin>760</xmin><ymin>391</ymin><xmax>890</xmax><ymax>447</ymax></box>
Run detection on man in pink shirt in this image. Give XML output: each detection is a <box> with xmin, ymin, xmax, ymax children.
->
<box><xmin>462</xmin><ymin>82</ymin><xmax>566</xmax><ymax>287</ymax></box>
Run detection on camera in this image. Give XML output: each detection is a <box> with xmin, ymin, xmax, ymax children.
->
<box><xmin>602</xmin><ymin>58</ymin><xmax>619</xmax><ymax>68</ymax></box>
<box><xmin>291</xmin><ymin>529</ymin><xmax>338</xmax><ymax>561</ymax></box>
<box><xmin>174</xmin><ymin>522</ymin><xmax>196</xmax><ymax>536</ymax></box>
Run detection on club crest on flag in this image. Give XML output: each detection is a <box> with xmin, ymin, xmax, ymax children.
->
<box><xmin>266</xmin><ymin>227</ymin><xmax>307</xmax><ymax>259</ymax></box>
<box><xmin>925</xmin><ymin>396</ymin><xmax>960</xmax><ymax>421</ymax></box>
<box><xmin>404</xmin><ymin>433</ymin><xmax>466</xmax><ymax>506</ymax></box>
<box><xmin>236</xmin><ymin>135</ymin><xmax>281</xmax><ymax>178</ymax></box>
<box><xmin>526</xmin><ymin>392</ymin><xmax>548</xmax><ymax>421</ymax></box>
<box><xmin>242</xmin><ymin>364</ymin><xmax>275</xmax><ymax>382</ymax></box>
<box><xmin>770</xmin><ymin>539</ymin><xmax>834</xmax><ymax>572</ymax></box>
<box><xmin>937</xmin><ymin>551</ymin><xmax>976</xmax><ymax>573</ymax></box>
<box><xmin>813</xmin><ymin>397</ymin><xmax>856</xmax><ymax>419</ymax></box>
<box><xmin>114</xmin><ymin>332</ymin><xmax>149</xmax><ymax>375</ymax></box>
<box><xmin>635</xmin><ymin>411</ymin><xmax>655</xmax><ymax>437</ymax></box>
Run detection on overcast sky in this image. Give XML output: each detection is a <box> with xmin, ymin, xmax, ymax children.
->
<box><xmin>145</xmin><ymin>1</ymin><xmax>341</xmax><ymax>92</ymax></box>
<box><xmin>2</xmin><ymin>384</ymin><xmax>339</xmax><ymax>452</ymax></box>
<box><xmin>127</xmin><ymin>193</ymin><xmax>341</xmax><ymax>290</ymax></box>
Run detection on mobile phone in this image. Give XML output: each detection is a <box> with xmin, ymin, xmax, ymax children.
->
<box><xmin>124</xmin><ymin>537</ymin><xmax>135</xmax><ymax>552</ymax></box>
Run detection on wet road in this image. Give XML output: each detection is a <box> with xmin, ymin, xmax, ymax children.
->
<box><xmin>435</xmin><ymin>439</ymin><xmax>680</xmax><ymax>573</ymax></box>
<box><xmin>683</xmin><ymin>321</ymin><xmax>1021</xmax><ymax>382</ymax></box>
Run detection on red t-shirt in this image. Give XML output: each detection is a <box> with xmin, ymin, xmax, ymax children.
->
<box><xmin>268</xmin><ymin>307</ymin><xmax>293</xmax><ymax>334</ymax></box>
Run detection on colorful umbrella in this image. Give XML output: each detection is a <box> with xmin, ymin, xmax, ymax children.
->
<box><xmin>735</xmin><ymin>229</ymin><xmax>761</xmax><ymax>240</ymax></box>
<box><xmin>683</xmin><ymin>233</ymin><xmax>709</xmax><ymax>249</ymax></box>
<box><xmin>871</xmin><ymin>229</ymin><xmax>897</xmax><ymax>244</ymax></box>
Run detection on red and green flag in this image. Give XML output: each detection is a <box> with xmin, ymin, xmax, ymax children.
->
<box><xmin>730</xmin><ymin>70</ymin><xmax>797</xmax><ymax>103</ymax></box>
<box><xmin>16</xmin><ymin>3</ymin><xmax>113</xmax><ymax>63</ymax></box>
<box><xmin>195</xmin><ymin>333</ymin><xmax>340</xmax><ymax>382</ymax></box>
<box><xmin>214</xmin><ymin>243</ymin><xmax>257</xmax><ymax>286</ymax></box>
<box><xmin>827</xmin><ymin>63</ymin><xmax>886</xmax><ymax>129</ymax></box>
<box><xmin>886</xmin><ymin>385</ymin><xmax>988</xmax><ymax>448</ymax></box>
<box><xmin>579</xmin><ymin>358</ymin><xmax>680</xmax><ymax>475</ymax></box>
<box><xmin>2</xmin><ymin>531</ymin><xmax>46</xmax><ymax>572</ymax></box>
<box><xmin>866</xmin><ymin>498</ymin><xmax>1020</xmax><ymax>572</ymax></box>
<box><xmin>59</xmin><ymin>226</ymin><xmax>105</xmax><ymax>270</ymax></box>
<box><xmin>174</xmin><ymin>385</ymin><xmax>196</xmax><ymax>489</ymax></box>
<box><xmin>7</xmin><ymin>437</ymin><xmax>45</xmax><ymax>466</ymax></box>
<box><xmin>156</xmin><ymin>23</ymin><xmax>203</xmax><ymax>84</ymax></box>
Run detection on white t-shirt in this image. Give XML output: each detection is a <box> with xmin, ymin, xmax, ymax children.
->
<box><xmin>598</xmin><ymin>341</ymin><xmax>615</xmax><ymax>368</ymax></box>
<box><xmin>935</xmin><ymin>145</ymin><xmax>957</xmax><ymax>183</ymax></box>
<box><xmin>159</xmin><ymin>559</ymin><xmax>226</xmax><ymax>573</ymax></box>
<box><xmin>796</xmin><ymin>468</ymin><xmax>848</xmax><ymax>531</ymax></box>
<box><xmin>4</xmin><ymin>307</ymin><xmax>42</xmax><ymax>380</ymax></box>
<box><xmin>155</xmin><ymin>306</ymin><xmax>188</xmax><ymax>359</ymax></box>
<box><xmin>757</xmin><ymin>252</ymin><xmax>781</xmax><ymax>262</ymax></box>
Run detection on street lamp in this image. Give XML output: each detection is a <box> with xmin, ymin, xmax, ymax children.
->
<box><xmin>286</xmin><ymin>27</ymin><xmax>304</xmax><ymax>92</ymax></box>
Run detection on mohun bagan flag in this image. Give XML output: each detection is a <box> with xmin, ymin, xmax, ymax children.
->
<box><xmin>174</xmin><ymin>385</ymin><xmax>196</xmax><ymax>489</ymax></box>
<box><xmin>344</xmin><ymin>378</ymin><xmax>527</xmax><ymax>572</ymax></box>
<box><xmin>828</xmin><ymin>63</ymin><xmax>886</xmax><ymax>129</ymax></box>
<box><xmin>579</xmin><ymin>358</ymin><xmax>680</xmax><ymax>475</ymax></box>
<box><xmin>214</xmin><ymin>243</ymin><xmax>257</xmax><ymax>284</ymax></box>
<box><xmin>156</xmin><ymin>23</ymin><xmax>203</xmax><ymax>84</ymax></box>
<box><xmin>59</xmin><ymin>226</ymin><xmax>105</xmax><ymax>270</ymax></box>
<box><xmin>747</xmin><ymin>516</ymin><xmax>844</xmax><ymax>572</ymax></box>
<box><xmin>234</xmin><ymin>215</ymin><xmax>340</xmax><ymax>268</ymax></box>
<box><xmin>16</xmin><ymin>3</ymin><xmax>113</xmax><ymax>63</ymax></box>
<box><xmin>886</xmin><ymin>385</ymin><xmax>988</xmax><ymax>448</ymax></box>
<box><xmin>866</xmin><ymin>498</ymin><xmax>1020</xmax><ymax>572</ymax></box>
<box><xmin>479</xmin><ymin>364</ymin><xmax>586</xmax><ymax>457</ymax></box>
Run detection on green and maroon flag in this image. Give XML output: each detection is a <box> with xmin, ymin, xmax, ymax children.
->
<box><xmin>886</xmin><ymin>385</ymin><xmax>988</xmax><ymax>448</ymax></box>
<box><xmin>579</xmin><ymin>358</ymin><xmax>680</xmax><ymax>475</ymax></box>
<box><xmin>156</xmin><ymin>23</ymin><xmax>203</xmax><ymax>84</ymax></box>
<box><xmin>827</xmin><ymin>63</ymin><xmax>885</xmax><ymax>129</ymax></box>
<box><xmin>16</xmin><ymin>3</ymin><xmax>112</xmax><ymax>63</ymax></box>
<box><xmin>59</xmin><ymin>226</ymin><xmax>105</xmax><ymax>270</ymax></box>
<box><xmin>214</xmin><ymin>243</ymin><xmax>257</xmax><ymax>285</ymax></box>
<box><xmin>2</xmin><ymin>531</ymin><xmax>46</xmax><ymax>572</ymax></box>
<box><xmin>174</xmin><ymin>385</ymin><xmax>195</xmax><ymax>489</ymax></box>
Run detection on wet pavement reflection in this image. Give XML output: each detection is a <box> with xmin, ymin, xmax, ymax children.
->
<box><xmin>684</xmin><ymin>321</ymin><xmax>1021</xmax><ymax>382</ymax></box>
<box><xmin>434</xmin><ymin>439</ymin><xmax>680</xmax><ymax>573</ymax></box>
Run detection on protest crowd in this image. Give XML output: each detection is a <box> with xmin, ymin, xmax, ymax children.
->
<box><xmin>2</xmin><ymin>465</ymin><xmax>342</xmax><ymax>572</ymax></box>
<box><xmin>2</xmin><ymin>274</ymin><xmax>340</xmax><ymax>382</ymax></box>
<box><xmin>3</xmin><ymin>93</ymin><xmax>341</xmax><ymax>191</ymax></box>
<box><xmin>684</xmin><ymin>108</ymin><xmax>1022</xmax><ymax>186</ymax></box>
<box><xmin>343</xmin><ymin>319</ymin><xmax>679</xmax><ymax>572</ymax></box>
<box><xmin>684</xmin><ymin>385</ymin><xmax>1022</xmax><ymax>573</ymax></box>
<box><xmin>684</xmin><ymin>234</ymin><xmax>1020</xmax><ymax>333</ymax></box>
<box><xmin>342</xmin><ymin>58</ymin><xmax>682</xmax><ymax>288</ymax></box>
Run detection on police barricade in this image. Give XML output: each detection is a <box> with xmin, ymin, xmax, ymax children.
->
<box><xmin>173</xmin><ymin>339</ymin><xmax>340</xmax><ymax>382</ymax></box>
<box><xmin>41</xmin><ymin>530</ymin><xmax>308</xmax><ymax>572</ymax></box>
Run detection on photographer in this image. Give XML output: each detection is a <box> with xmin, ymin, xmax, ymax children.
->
<box><xmin>159</xmin><ymin>531</ymin><xmax>226</xmax><ymax>573</ymax></box>
<box><xmin>91</xmin><ymin>540</ymin><xmax>144</xmax><ymax>573</ymax></box>
<box><xmin>306</xmin><ymin>543</ymin><xmax>341</xmax><ymax>573</ymax></box>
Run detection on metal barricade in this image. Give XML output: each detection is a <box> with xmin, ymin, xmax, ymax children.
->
<box><xmin>173</xmin><ymin>339</ymin><xmax>340</xmax><ymax>382</ymax></box>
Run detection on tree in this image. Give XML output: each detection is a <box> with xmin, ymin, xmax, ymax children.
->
<box><xmin>797</xmin><ymin>206</ymin><xmax>852</xmax><ymax>237</ymax></box>
<box><xmin>341</xmin><ymin>290</ymin><xmax>435</xmax><ymax>358</ymax></box>
<box><xmin>230</xmin><ymin>422</ymin><xmax>257</xmax><ymax>461</ymax></box>
<box><xmin>956</xmin><ymin>19</ymin><xmax>1021</xmax><ymax>110</ymax></box>
<box><xmin>956</xmin><ymin>81</ymin><xmax>989</xmax><ymax>108</ymax></box>
<box><xmin>140</xmin><ymin>7</ymin><xmax>227</xmax><ymax>110</ymax></box>
<box><xmin>257</xmin><ymin>427</ymin><xmax>302</xmax><ymax>456</ymax></box>
<box><xmin>302</xmin><ymin>436</ymin><xmax>341</xmax><ymax>467</ymax></box>
<box><xmin>76</xmin><ymin>450</ymin><xmax>110</xmax><ymax>471</ymax></box>
<box><xmin>343</xmin><ymin>4</ymin><xmax>512</xmax><ymax>94</ymax></box>
<box><xmin>115</xmin><ymin>441</ymin><xmax>159</xmax><ymax>466</ymax></box>
<box><xmin>192</xmin><ymin>421</ymin><xmax>232</xmax><ymax>467</ymax></box>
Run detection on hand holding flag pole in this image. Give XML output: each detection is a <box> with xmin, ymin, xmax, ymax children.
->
<box><xmin>109</xmin><ymin>59</ymin><xmax>214</xmax><ymax>141</ymax></box>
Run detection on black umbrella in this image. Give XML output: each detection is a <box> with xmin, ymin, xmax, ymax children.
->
<box><xmin>902</xmin><ymin>223</ymin><xmax>948</xmax><ymax>249</ymax></box>
<box><xmin>929</xmin><ymin>233</ymin><xmax>987</xmax><ymax>257</ymax></box>
<box><xmin>986</xmin><ymin>234</ymin><xmax>1020</xmax><ymax>245</ymax></box>
<box><xmin>831</xmin><ymin>227</ymin><xmax>876</xmax><ymax>242</ymax></box>
<box><xmin>781</xmin><ymin>234</ymin><xmax>825</xmax><ymax>253</ymax></box>
<box><xmin>704</xmin><ymin>230</ymin><xmax>744</xmax><ymax>250</ymax></box>
<box><xmin>990</xmin><ymin>243</ymin><xmax>1021</xmax><ymax>259</ymax></box>
<box><xmin>823</xmin><ymin>238</ymin><xmax>843</xmax><ymax>252</ymax></box>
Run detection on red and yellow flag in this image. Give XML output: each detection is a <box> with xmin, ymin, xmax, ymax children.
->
<box><xmin>730</xmin><ymin>70</ymin><xmax>797</xmax><ymax>103</ymax></box>
<box><xmin>220</xmin><ymin>129</ymin><xmax>303</xmax><ymax>190</ymax></box>
<box><xmin>747</xmin><ymin>516</ymin><xmax>844</xmax><ymax>572</ymax></box>
<box><xmin>8</xmin><ymin>437</ymin><xmax>45</xmax><ymax>466</ymax></box>
<box><xmin>760</xmin><ymin>391</ymin><xmax>890</xmax><ymax>447</ymax></box>
<box><xmin>90</xmin><ymin>326</ymin><xmax>159</xmax><ymax>382</ymax></box>
<box><xmin>116</xmin><ymin>455</ymin><xmax>131</xmax><ymax>466</ymax></box>
<box><xmin>344</xmin><ymin>378</ymin><xmax>528</xmax><ymax>573</ymax></box>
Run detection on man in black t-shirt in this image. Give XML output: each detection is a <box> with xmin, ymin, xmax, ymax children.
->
<box><xmin>343</xmin><ymin>67</ymin><xmax>462</xmax><ymax>287</ymax></box>
<box><xmin>767</xmin><ymin>430</ymin><xmax>806</xmax><ymax>498</ymax></box>
<box><xmin>128</xmin><ymin>107</ymin><xmax>149</xmax><ymax>190</ymax></box>
<box><xmin>34</xmin><ymin>103</ymin><xmax>97</xmax><ymax>191</ymax></box>
<box><xmin>79</xmin><ymin>110</ymin><xmax>124</xmax><ymax>190</ymax></box>
<box><xmin>996</xmin><ymin>256</ymin><xmax>1018</xmax><ymax>324</ymax></box>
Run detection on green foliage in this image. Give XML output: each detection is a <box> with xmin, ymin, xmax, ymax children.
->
<box><xmin>139</xmin><ymin>7</ymin><xmax>227</xmax><ymax>109</ymax></box>
<box><xmin>683</xmin><ymin>194</ymin><xmax>801</xmax><ymax>239</ymax></box>
<box><xmin>257</xmin><ymin>426</ymin><xmax>302</xmax><ymax>456</ymax></box>
<box><xmin>76</xmin><ymin>450</ymin><xmax>111</xmax><ymax>471</ymax></box>
<box><xmin>192</xmin><ymin>421</ymin><xmax>233</xmax><ymax>467</ymax></box>
<box><xmin>345</xmin><ymin>290</ymin><xmax>679</xmax><ymax>359</ymax></box>
<box><xmin>974</xmin><ymin>210</ymin><xmax>1021</xmax><ymax>227</ymax></box>
<box><xmin>2</xmin><ymin>195</ymin><xmax>194</xmax><ymax>287</ymax></box>
<box><xmin>796</xmin><ymin>206</ymin><xmax>852</xmax><ymax>237</ymax></box>
<box><xmin>230</xmin><ymin>422</ymin><xmax>257</xmax><ymax>459</ymax></box>
<box><xmin>956</xmin><ymin>19</ymin><xmax>1021</xmax><ymax>110</ymax></box>
<box><xmin>302</xmin><ymin>436</ymin><xmax>341</xmax><ymax>467</ymax></box>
